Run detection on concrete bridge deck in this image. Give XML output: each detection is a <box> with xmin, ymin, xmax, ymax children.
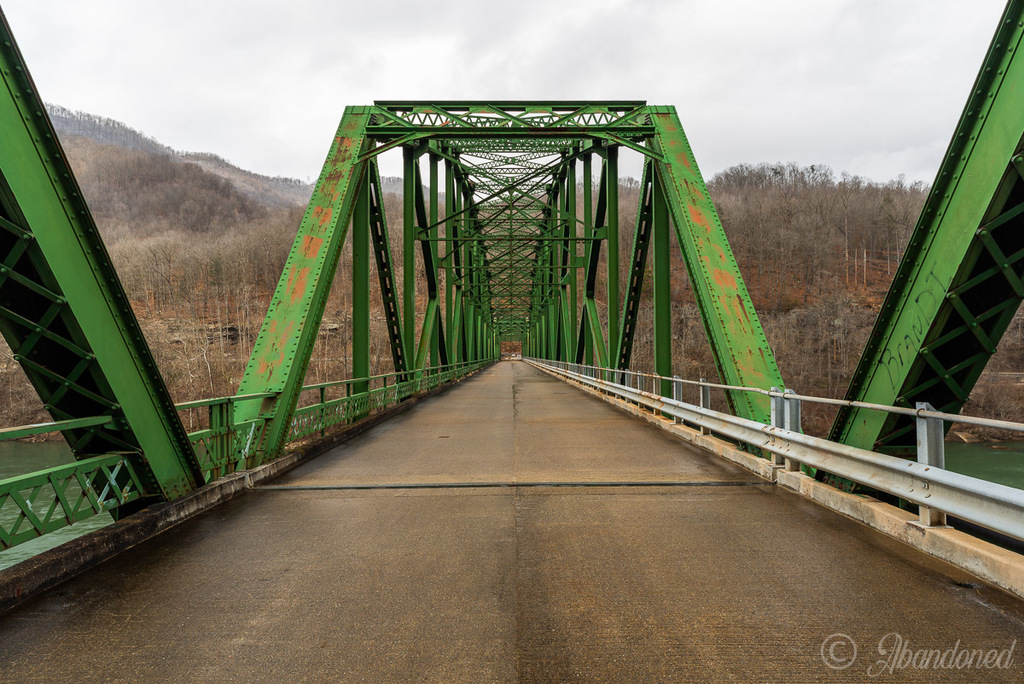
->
<box><xmin>3</xmin><ymin>361</ymin><xmax>1024</xmax><ymax>682</ymax></box>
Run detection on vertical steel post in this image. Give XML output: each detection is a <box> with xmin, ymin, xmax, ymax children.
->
<box><xmin>672</xmin><ymin>376</ymin><xmax>682</xmax><ymax>424</ymax></box>
<box><xmin>352</xmin><ymin>169</ymin><xmax>370</xmax><ymax>414</ymax></box>
<box><xmin>453</xmin><ymin>181</ymin><xmax>466</xmax><ymax>363</ymax></box>
<box><xmin>444</xmin><ymin>158</ymin><xmax>455</xmax><ymax>363</ymax></box>
<box><xmin>582</xmin><ymin>152</ymin><xmax>594</xmax><ymax>365</ymax></box>
<box><xmin>429</xmin><ymin>150</ymin><xmax>440</xmax><ymax>371</ymax></box>
<box><xmin>699</xmin><ymin>378</ymin><xmax>711</xmax><ymax>435</ymax></box>
<box><xmin>916</xmin><ymin>402</ymin><xmax>948</xmax><ymax>527</ymax></box>
<box><xmin>560</xmin><ymin>175</ymin><xmax>571</xmax><ymax>362</ymax></box>
<box><xmin>549</xmin><ymin>280</ymin><xmax>558</xmax><ymax>359</ymax></box>
<box><xmin>784</xmin><ymin>388</ymin><xmax>802</xmax><ymax>471</ymax></box>
<box><xmin>567</xmin><ymin>158</ymin><xmax>578</xmax><ymax>356</ymax></box>
<box><xmin>769</xmin><ymin>388</ymin><xmax>786</xmax><ymax>466</ymax></box>
<box><xmin>477</xmin><ymin>317</ymin><xmax>484</xmax><ymax>361</ymax></box>
<box><xmin>652</xmin><ymin>167</ymin><xmax>672</xmax><ymax>398</ymax></box>
<box><xmin>606</xmin><ymin>146</ymin><xmax>620</xmax><ymax>352</ymax></box>
<box><xmin>208</xmin><ymin>400</ymin><xmax>232</xmax><ymax>481</ymax></box>
<box><xmin>318</xmin><ymin>386</ymin><xmax>327</xmax><ymax>437</ymax></box>
<box><xmin>463</xmin><ymin>205</ymin><xmax>475</xmax><ymax>362</ymax></box>
<box><xmin>403</xmin><ymin>146</ymin><xmax>416</xmax><ymax>370</ymax></box>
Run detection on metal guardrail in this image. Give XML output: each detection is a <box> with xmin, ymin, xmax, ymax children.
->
<box><xmin>526</xmin><ymin>358</ymin><xmax>1024</xmax><ymax>544</ymax></box>
<box><xmin>0</xmin><ymin>359</ymin><xmax>491</xmax><ymax>551</ymax></box>
<box><xmin>532</xmin><ymin>359</ymin><xmax>1024</xmax><ymax>435</ymax></box>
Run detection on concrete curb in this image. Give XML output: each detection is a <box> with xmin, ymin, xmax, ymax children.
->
<box><xmin>539</xmin><ymin>365</ymin><xmax>1024</xmax><ymax>601</ymax></box>
<box><xmin>0</xmin><ymin>368</ymin><xmax>488</xmax><ymax>614</ymax></box>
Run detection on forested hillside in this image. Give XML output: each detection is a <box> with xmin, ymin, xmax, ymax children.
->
<box><xmin>47</xmin><ymin>106</ymin><xmax>313</xmax><ymax>208</ymax></box>
<box><xmin>2</xmin><ymin>109</ymin><xmax>1021</xmax><ymax>440</ymax></box>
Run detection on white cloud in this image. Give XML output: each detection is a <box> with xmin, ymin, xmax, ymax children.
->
<box><xmin>2</xmin><ymin>0</ymin><xmax>1010</xmax><ymax>183</ymax></box>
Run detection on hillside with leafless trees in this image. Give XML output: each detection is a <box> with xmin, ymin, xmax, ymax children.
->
<box><xmin>1</xmin><ymin>111</ymin><xmax>1022</xmax><ymax>440</ymax></box>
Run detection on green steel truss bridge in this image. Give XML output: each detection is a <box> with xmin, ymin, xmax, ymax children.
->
<box><xmin>5</xmin><ymin>1</ymin><xmax>1024</xmax><ymax>651</ymax></box>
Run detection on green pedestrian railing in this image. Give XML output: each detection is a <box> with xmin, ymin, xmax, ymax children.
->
<box><xmin>0</xmin><ymin>359</ymin><xmax>491</xmax><ymax>552</ymax></box>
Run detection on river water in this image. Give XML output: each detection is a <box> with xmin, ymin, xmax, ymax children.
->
<box><xmin>0</xmin><ymin>439</ymin><xmax>1023</xmax><ymax>572</ymax></box>
<box><xmin>945</xmin><ymin>440</ymin><xmax>1024</xmax><ymax>491</ymax></box>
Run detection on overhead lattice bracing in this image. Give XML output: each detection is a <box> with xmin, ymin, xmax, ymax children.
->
<box><xmin>291</xmin><ymin>100</ymin><xmax>782</xmax><ymax>423</ymax></box>
<box><xmin>830</xmin><ymin>0</ymin><xmax>1024</xmax><ymax>453</ymax></box>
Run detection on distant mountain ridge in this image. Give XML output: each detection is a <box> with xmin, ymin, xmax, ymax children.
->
<box><xmin>45</xmin><ymin>104</ymin><xmax>313</xmax><ymax>209</ymax></box>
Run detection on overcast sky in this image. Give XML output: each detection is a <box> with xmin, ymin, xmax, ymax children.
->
<box><xmin>2</xmin><ymin>0</ymin><xmax>1010</xmax><ymax>184</ymax></box>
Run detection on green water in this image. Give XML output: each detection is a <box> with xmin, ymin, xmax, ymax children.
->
<box><xmin>945</xmin><ymin>441</ymin><xmax>1024</xmax><ymax>491</ymax></box>
<box><xmin>0</xmin><ymin>441</ymin><xmax>114</xmax><ymax>571</ymax></box>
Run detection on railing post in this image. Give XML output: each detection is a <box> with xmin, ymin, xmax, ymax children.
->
<box><xmin>698</xmin><ymin>378</ymin><xmax>711</xmax><ymax>435</ymax></box>
<box><xmin>319</xmin><ymin>386</ymin><xmax>327</xmax><ymax>437</ymax></box>
<box><xmin>208</xmin><ymin>399</ymin><xmax>232</xmax><ymax>480</ymax></box>
<box><xmin>672</xmin><ymin>375</ymin><xmax>682</xmax><ymax>424</ymax></box>
<box><xmin>783</xmin><ymin>388</ymin><xmax>801</xmax><ymax>471</ymax></box>
<box><xmin>769</xmin><ymin>387</ymin><xmax>786</xmax><ymax>466</ymax></box>
<box><xmin>916</xmin><ymin>402</ymin><xmax>948</xmax><ymax>527</ymax></box>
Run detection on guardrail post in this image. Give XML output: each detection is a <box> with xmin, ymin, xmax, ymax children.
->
<box><xmin>916</xmin><ymin>402</ymin><xmax>948</xmax><ymax>527</ymax></box>
<box><xmin>769</xmin><ymin>388</ymin><xmax>786</xmax><ymax>466</ymax></box>
<box><xmin>672</xmin><ymin>376</ymin><xmax>682</xmax><ymax>424</ymax></box>
<box><xmin>698</xmin><ymin>378</ymin><xmax>711</xmax><ymax>435</ymax></box>
<box><xmin>784</xmin><ymin>388</ymin><xmax>802</xmax><ymax>471</ymax></box>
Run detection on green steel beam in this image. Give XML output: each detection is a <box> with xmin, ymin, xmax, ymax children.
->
<box><xmin>412</xmin><ymin>160</ymin><xmax>449</xmax><ymax>369</ymax></box>
<box><xmin>652</xmin><ymin>165</ymin><xmax>673</xmax><ymax>397</ymax></box>
<box><xmin>0</xmin><ymin>9</ymin><xmax>201</xmax><ymax>503</ymax></box>
<box><xmin>445</xmin><ymin>158</ymin><xmax>456</xmax><ymax>362</ymax></box>
<box><xmin>366</xmin><ymin>162</ymin><xmax>407</xmax><ymax>374</ymax></box>
<box><xmin>403</xmin><ymin>146</ymin><xmax>417</xmax><ymax>370</ymax></box>
<box><xmin>429</xmin><ymin>150</ymin><xmax>441</xmax><ymax>369</ymax></box>
<box><xmin>650</xmin><ymin>107</ymin><xmax>784</xmax><ymax>422</ymax></box>
<box><xmin>581</xmin><ymin>152</ymin><xmax>595</xmax><ymax>365</ymax></box>
<box><xmin>831</xmin><ymin>0</ymin><xmax>1024</xmax><ymax>453</ymax></box>
<box><xmin>235</xmin><ymin>108</ymin><xmax>371</xmax><ymax>458</ymax></box>
<box><xmin>352</xmin><ymin>166</ymin><xmax>370</xmax><ymax>399</ymax></box>
<box><xmin>605</xmin><ymin>146</ymin><xmax>621</xmax><ymax>360</ymax></box>
<box><xmin>615</xmin><ymin>163</ymin><xmax>654</xmax><ymax>371</ymax></box>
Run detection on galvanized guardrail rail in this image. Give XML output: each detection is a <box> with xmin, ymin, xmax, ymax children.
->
<box><xmin>526</xmin><ymin>358</ymin><xmax>1024</xmax><ymax>544</ymax></box>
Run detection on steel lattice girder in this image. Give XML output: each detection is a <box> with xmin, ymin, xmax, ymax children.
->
<box><xmin>831</xmin><ymin>0</ymin><xmax>1024</xmax><ymax>453</ymax></box>
<box><xmin>0</xmin><ymin>9</ymin><xmax>202</xmax><ymax>503</ymax></box>
<box><xmin>354</xmin><ymin>101</ymin><xmax>784</xmax><ymax>419</ymax></box>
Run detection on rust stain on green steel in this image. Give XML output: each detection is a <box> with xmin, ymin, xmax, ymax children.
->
<box><xmin>650</xmin><ymin>107</ymin><xmax>782</xmax><ymax>422</ymax></box>
<box><xmin>240</xmin><ymin>113</ymin><xmax>369</xmax><ymax>391</ymax></box>
<box><xmin>301</xmin><ymin>235</ymin><xmax>324</xmax><ymax>259</ymax></box>
<box><xmin>231</xmin><ymin>108</ymin><xmax>372</xmax><ymax>459</ymax></box>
